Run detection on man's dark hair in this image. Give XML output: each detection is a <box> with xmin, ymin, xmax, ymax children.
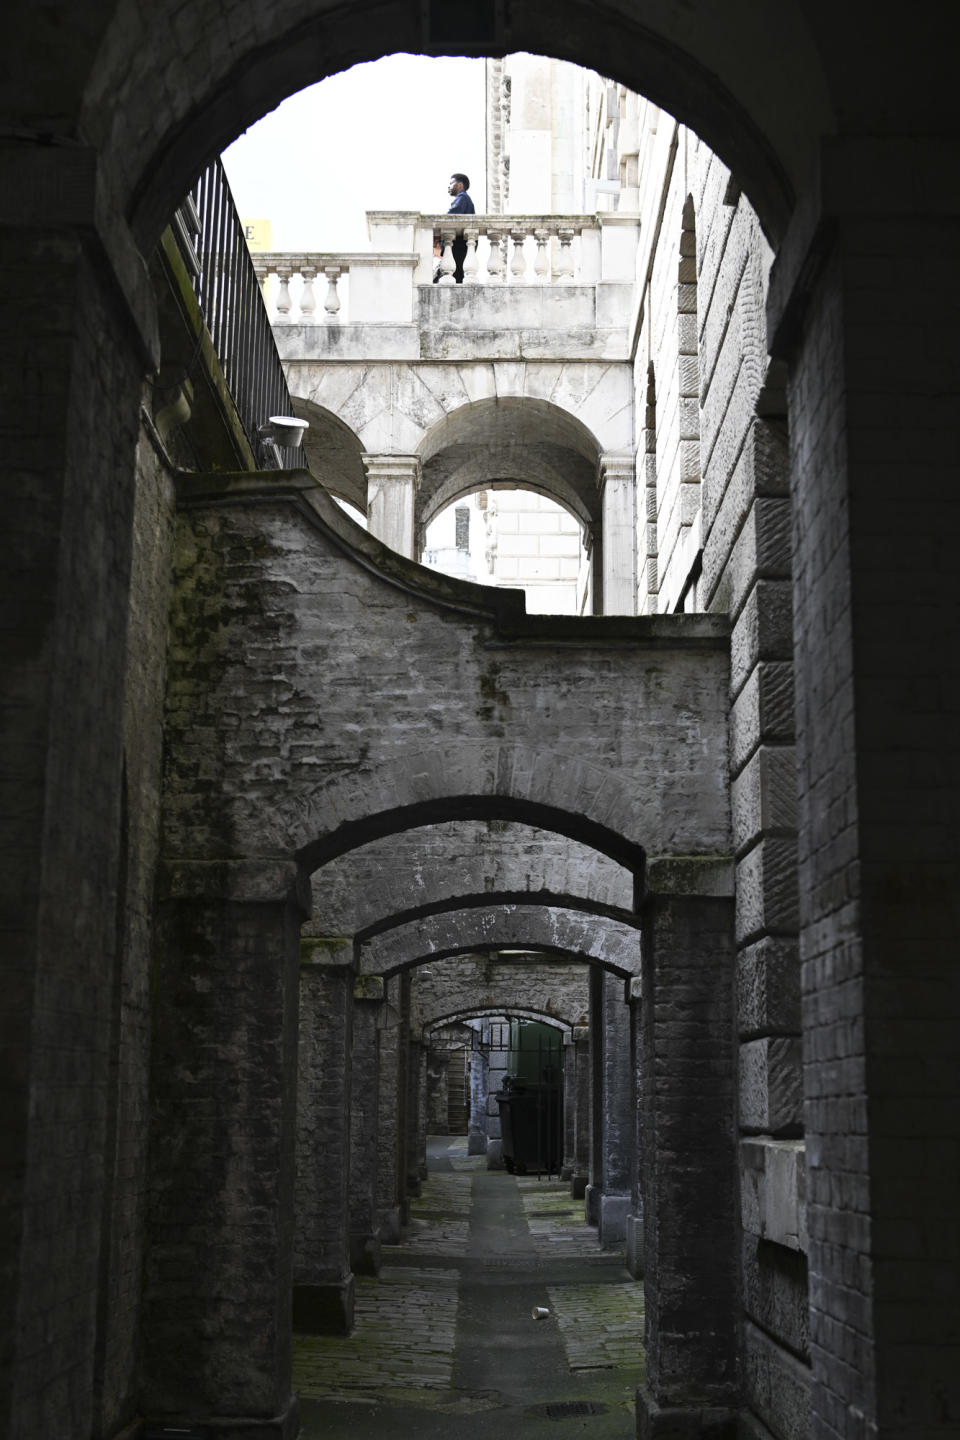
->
<box><xmin>451</xmin><ymin>172</ymin><xmax>470</xmax><ymax>190</ymax></box>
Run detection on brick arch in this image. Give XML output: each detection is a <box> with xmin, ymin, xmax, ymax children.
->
<box><xmin>413</xmin><ymin>952</ymin><xmax>590</xmax><ymax>1033</ymax></box>
<box><xmin>298</xmin><ymin>790</ymin><xmax>646</xmax><ymax>876</ymax></box>
<box><xmin>358</xmin><ymin>903</ymin><xmax>641</xmax><ymax>977</ymax></box>
<box><xmin>307</xmin><ymin>817</ymin><xmax>634</xmax><ymax>935</ymax></box>
<box><xmin>107</xmin><ymin>0</ymin><xmax>833</xmax><ymax>251</ymax></box>
<box><xmin>354</xmin><ymin>889</ymin><xmax>637</xmax><ymax>943</ymax></box>
<box><xmin>424</xmin><ymin>1007</ymin><xmax>574</xmax><ymax>1034</ymax></box>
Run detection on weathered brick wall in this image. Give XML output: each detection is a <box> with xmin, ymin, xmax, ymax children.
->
<box><xmin>162</xmin><ymin>480</ymin><xmax>731</xmax><ymax>867</ymax></box>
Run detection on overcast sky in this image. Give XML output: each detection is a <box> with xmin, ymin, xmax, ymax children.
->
<box><xmin>222</xmin><ymin>55</ymin><xmax>487</xmax><ymax>252</ymax></box>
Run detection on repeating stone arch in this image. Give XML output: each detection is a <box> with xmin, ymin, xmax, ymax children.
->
<box><xmin>306</xmin><ymin>818</ymin><xmax>636</xmax><ymax>934</ymax></box>
<box><xmin>353</xmin><ymin>888</ymin><xmax>637</xmax><ymax>943</ymax></box>
<box><xmin>411</xmin><ymin>952</ymin><xmax>591</xmax><ymax>1031</ymax></box>
<box><xmin>288</xmin><ymin>363</ymin><xmax>632</xmax><ymax>489</ymax></box>
<box><xmin>298</xmin><ymin>789</ymin><xmax>647</xmax><ymax>877</ymax></box>
<box><xmin>358</xmin><ymin>903</ymin><xmax>641</xmax><ymax>977</ymax></box>
<box><xmin>423</xmin><ymin>1005</ymin><xmax>579</xmax><ymax>1035</ymax></box>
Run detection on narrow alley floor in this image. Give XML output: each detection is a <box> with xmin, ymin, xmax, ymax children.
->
<box><xmin>297</xmin><ymin>1136</ymin><xmax>645</xmax><ymax>1438</ymax></box>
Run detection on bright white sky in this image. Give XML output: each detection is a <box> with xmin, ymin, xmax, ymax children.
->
<box><xmin>222</xmin><ymin>55</ymin><xmax>487</xmax><ymax>252</ymax></box>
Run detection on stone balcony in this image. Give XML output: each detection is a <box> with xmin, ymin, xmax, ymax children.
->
<box><xmin>252</xmin><ymin>210</ymin><xmax>640</xmax><ymax>363</ymax></box>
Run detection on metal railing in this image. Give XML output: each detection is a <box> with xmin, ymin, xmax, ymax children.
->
<box><xmin>185</xmin><ymin>159</ymin><xmax>302</xmax><ymax>468</ymax></box>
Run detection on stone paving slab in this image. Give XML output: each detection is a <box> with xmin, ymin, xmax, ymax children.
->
<box><xmin>294</xmin><ymin>1265</ymin><xmax>459</xmax><ymax>1402</ymax></box>
<box><xmin>518</xmin><ymin>1177</ymin><xmax>606</xmax><ymax>1257</ymax></box>
<box><xmin>388</xmin><ymin>1171</ymin><xmax>474</xmax><ymax>1254</ymax></box>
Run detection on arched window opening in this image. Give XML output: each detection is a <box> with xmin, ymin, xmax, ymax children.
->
<box><xmin>639</xmin><ymin>362</ymin><xmax>658</xmax><ymax>613</ymax></box>
<box><xmin>421</xmin><ymin>486</ymin><xmax>591</xmax><ymax>616</ymax></box>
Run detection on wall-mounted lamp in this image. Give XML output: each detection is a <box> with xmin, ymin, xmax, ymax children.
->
<box><xmin>258</xmin><ymin>415</ymin><xmax>309</xmax><ymax>449</ymax></box>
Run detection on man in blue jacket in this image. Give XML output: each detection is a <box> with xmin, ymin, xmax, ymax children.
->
<box><xmin>445</xmin><ymin>172</ymin><xmax>475</xmax><ymax>282</ymax></box>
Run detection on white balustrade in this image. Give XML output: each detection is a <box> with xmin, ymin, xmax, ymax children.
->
<box><xmin>251</xmin><ymin>212</ymin><xmax>620</xmax><ymax>324</ymax></box>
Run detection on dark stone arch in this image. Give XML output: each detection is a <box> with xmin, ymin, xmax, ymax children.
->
<box><xmin>424</xmin><ymin>1005</ymin><xmax>574</xmax><ymax>1034</ymax></box>
<box><xmin>299</xmin><ymin>793</ymin><xmax>646</xmax><ymax>883</ymax></box>
<box><xmin>359</xmin><ymin>903</ymin><xmax>642</xmax><ymax>977</ymax></box>
<box><xmin>109</xmin><ymin>0</ymin><xmax>836</xmax><ymax>250</ymax></box>
<box><xmin>306</xmin><ymin>817</ymin><xmax>635</xmax><ymax>935</ymax></box>
<box><xmin>386</xmin><ymin>941</ymin><xmax>630</xmax><ymax>979</ymax></box>
<box><xmin>353</xmin><ymin>888</ymin><xmax>639</xmax><ymax>943</ymax></box>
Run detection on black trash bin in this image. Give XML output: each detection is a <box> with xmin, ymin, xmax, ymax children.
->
<box><xmin>496</xmin><ymin>1078</ymin><xmax>561</xmax><ymax>1175</ymax></box>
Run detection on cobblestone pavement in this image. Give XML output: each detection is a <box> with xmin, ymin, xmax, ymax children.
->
<box><xmin>392</xmin><ymin>1170</ymin><xmax>474</xmax><ymax>1256</ymax></box>
<box><xmin>518</xmin><ymin>1177</ymin><xmax>610</xmax><ymax>1258</ymax></box>
<box><xmin>294</xmin><ymin>1265</ymin><xmax>459</xmax><ymax>1403</ymax></box>
<box><xmin>294</xmin><ymin>1141</ymin><xmax>645</xmax><ymax>1417</ymax></box>
<box><xmin>547</xmin><ymin>1283</ymin><xmax>646</xmax><ymax>1371</ymax></box>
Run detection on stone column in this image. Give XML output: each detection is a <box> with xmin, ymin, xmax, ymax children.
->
<box><xmin>293</xmin><ymin>937</ymin><xmax>356</xmax><ymax>1335</ymax></box>
<box><xmin>468</xmin><ymin>1038</ymin><xmax>489</xmax><ymax>1155</ymax></box>
<box><xmin>626</xmin><ymin>976</ymin><xmax>644</xmax><ymax>1278</ymax></box>
<box><xmin>375</xmin><ymin>976</ymin><xmax>403</xmax><ymax>1243</ymax></box>
<box><xmin>412</xmin><ymin>1041</ymin><xmax>429</xmax><ymax>1181</ymax></box>
<box><xmin>143</xmin><ymin>862</ymin><xmax>304</xmax><ymax>1437</ymax></box>
<box><xmin>561</xmin><ymin>1031</ymin><xmax>577</xmax><ymax>1179</ymax></box>
<box><xmin>636</xmin><ymin>893</ymin><xmax>738</xmax><ymax>1438</ymax></box>
<box><xmin>396</xmin><ymin>974</ymin><xmax>413</xmax><ymax>1221</ymax></box>
<box><xmin>570</xmin><ymin>1026</ymin><xmax>591</xmax><ymax>1199</ymax></box>
<box><xmin>486</xmin><ymin>1023</ymin><xmax>509</xmax><ymax>1169</ymax></box>
<box><xmin>350</xmin><ymin>975</ymin><xmax>385</xmax><ymax>1276</ymax></box>
<box><xmin>598</xmin><ymin>970</ymin><xmax>633</xmax><ymax>1249</ymax></box>
<box><xmin>363</xmin><ymin>454</ymin><xmax>421</xmax><ymax>558</ymax></box>
<box><xmin>585</xmin><ymin>966</ymin><xmax>603</xmax><ymax>1224</ymax></box>
<box><xmin>598</xmin><ymin>452</ymin><xmax>637</xmax><ymax>614</ymax></box>
<box><xmin>404</xmin><ymin>1037</ymin><xmax>424</xmax><ymax>1197</ymax></box>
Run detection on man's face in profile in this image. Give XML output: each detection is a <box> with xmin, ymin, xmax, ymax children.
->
<box><xmin>448</xmin><ymin>176</ymin><xmax>463</xmax><ymax>196</ymax></box>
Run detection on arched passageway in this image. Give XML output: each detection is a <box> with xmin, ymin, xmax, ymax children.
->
<box><xmin>6</xmin><ymin>8</ymin><xmax>959</xmax><ymax>1440</ymax></box>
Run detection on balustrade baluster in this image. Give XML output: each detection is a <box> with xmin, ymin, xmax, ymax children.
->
<box><xmin>509</xmin><ymin>229</ymin><xmax>528</xmax><ymax>283</ymax></box>
<box><xmin>275</xmin><ymin>267</ymin><xmax>293</xmax><ymax>321</ymax></box>
<box><xmin>437</xmin><ymin>227</ymin><xmax>457</xmax><ymax>285</ymax></box>
<box><xmin>533</xmin><ymin>228</ymin><xmax>550</xmax><ymax>284</ymax></box>
<box><xmin>322</xmin><ymin>265</ymin><xmax>342</xmax><ymax>320</ymax></box>
<box><xmin>556</xmin><ymin>227</ymin><xmax>576</xmax><ymax>283</ymax></box>
<box><xmin>486</xmin><ymin>230</ymin><xmax>505</xmax><ymax>284</ymax></box>
<box><xmin>462</xmin><ymin>228</ymin><xmax>480</xmax><ymax>284</ymax></box>
<box><xmin>300</xmin><ymin>266</ymin><xmax>317</xmax><ymax>319</ymax></box>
